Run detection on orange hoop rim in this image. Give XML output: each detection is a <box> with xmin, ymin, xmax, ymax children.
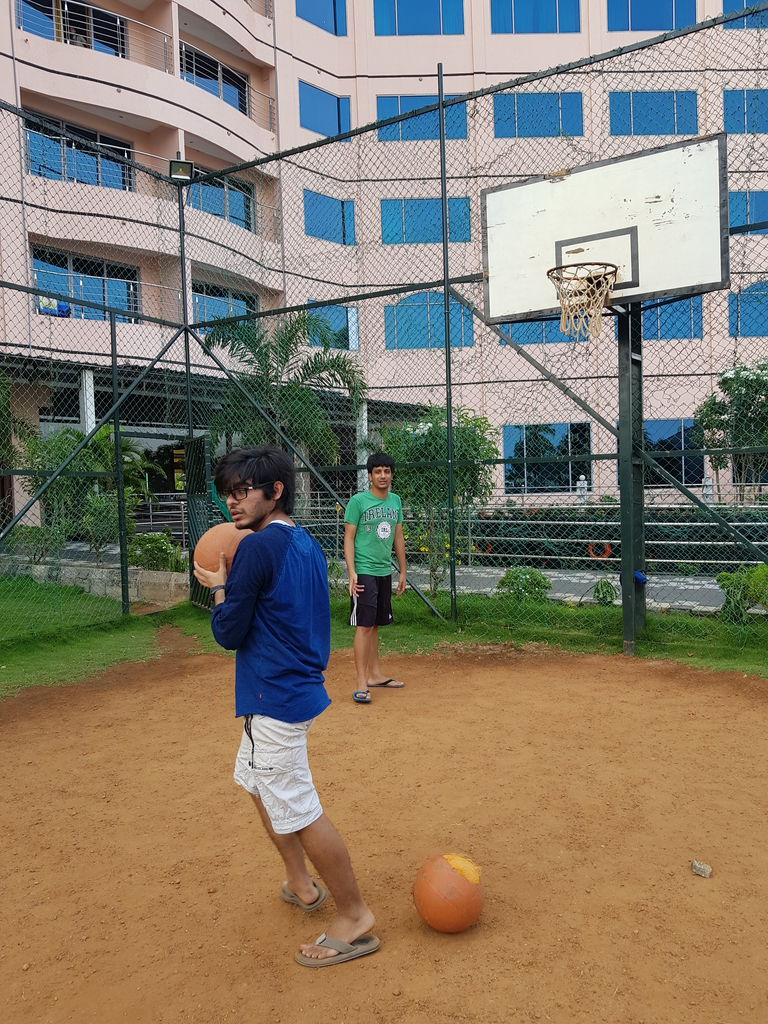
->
<box><xmin>547</xmin><ymin>261</ymin><xmax>619</xmax><ymax>284</ymax></box>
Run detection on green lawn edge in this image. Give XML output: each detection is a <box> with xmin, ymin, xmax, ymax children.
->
<box><xmin>2</xmin><ymin>592</ymin><xmax>766</xmax><ymax>700</ymax></box>
<box><xmin>0</xmin><ymin>614</ymin><xmax>160</xmax><ymax>699</ymax></box>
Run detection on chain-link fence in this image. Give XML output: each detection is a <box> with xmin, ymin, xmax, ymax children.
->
<box><xmin>3</xmin><ymin>5</ymin><xmax>768</xmax><ymax>654</ymax></box>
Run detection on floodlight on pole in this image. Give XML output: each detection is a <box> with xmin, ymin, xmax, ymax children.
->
<box><xmin>169</xmin><ymin>158</ymin><xmax>194</xmax><ymax>182</ymax></box>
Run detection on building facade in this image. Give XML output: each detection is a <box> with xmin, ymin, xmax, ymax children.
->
<box><xmin>0</xmin><ymin>0</ymin><xmax>764</xmax><ymax>523</ymax></box>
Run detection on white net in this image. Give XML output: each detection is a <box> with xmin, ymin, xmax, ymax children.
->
<box><xmin>547</xmin><ymin>262</ymin><xmax>618</xmax><ymax>340</ymax></box>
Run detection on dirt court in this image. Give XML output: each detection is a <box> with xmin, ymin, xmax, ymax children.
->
<box><xmin>2</xmin><ymin>628</ymin><xmax>768</xmax><ymax>1024</ymax></box>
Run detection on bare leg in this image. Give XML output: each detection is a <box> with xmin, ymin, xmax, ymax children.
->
<box><xmin>296</xmin><ymin>813</ymin><xmax>375</xmax><ymax>960</ymax></box>
<box><xmin>365</xmin><ymin>626</ymin><xmax>388</xmax><ymax>684</ymax></box>
<box><xmin>248</xmin><ymin>793</ymin><xmax>319</xmax><ymax>906</ymax></box>
<box><xmin>353</xmin><ymin>625</ymin><xmax>374</xmax><ymax>690</ymax></box>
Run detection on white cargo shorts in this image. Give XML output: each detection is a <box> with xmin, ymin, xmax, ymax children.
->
<box><xmin>233</xmin><ymin>714</ymin><xmax>323</xmax><ymax>834</ymax></box>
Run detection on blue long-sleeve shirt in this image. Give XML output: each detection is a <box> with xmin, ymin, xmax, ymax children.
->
<box><xmin>210</xmin><ymin>521</ymin><xmax>331</xmax><ymax>723</ymax></box>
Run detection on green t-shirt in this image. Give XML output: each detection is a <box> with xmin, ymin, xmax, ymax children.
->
<box><xmin>345</xmin><ymin>489</ymin><xmax>403</xmax><ymax>576</ymax></box>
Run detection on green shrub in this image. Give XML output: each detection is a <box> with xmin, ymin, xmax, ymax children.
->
<box><xmin>6</xmin><ymin>522</ymin><xmax>68</xmax><ymax>563</ymax></box>
<box><xmin>716</xmin><ymin>564</ymin><xmax>768</xmax><ymax>624</ymax></box>
<box><xmin>82</xmin><ymin>492</ymin><xmax>120</xmax><ymax>564</ymax></box>
<box><xmin>128</xmin><ymin>531</ymin><xmax>188</xmax><ymax>573</ymax></box>
<box><xmin>676</xmin><ymin>562</ymin><xmax>700</xmax><ymax>576</ymax></box>
<box><xmin>495</xmin><ymin>566</ymin><xmax>552</xmax><ymax>602</ymax></box>
<box><xmin>593</xmin><ymin>578</ymin><xmax>618</xmax><ymax>606</ymax></box>
<box><xmin>327</xmin><ymin>559</ymin><xmax>347</xmax><ymax>598</ymax></box>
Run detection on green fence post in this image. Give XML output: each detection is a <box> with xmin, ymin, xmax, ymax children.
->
<box><xmin>110</xmin><ymin>313</ymin><xmax>130</xmax><ymax>615</ymax></box>
<box><xmin>617</xmin><ymin>305</ymin><xmax>646</xmax><ymax>654</ymax></box>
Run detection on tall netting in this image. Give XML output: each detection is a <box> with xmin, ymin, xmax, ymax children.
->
<box><xmin>3</xmin><ymin>7</ymin><xmax>768</xmax><ymax>655</ymax></box>
<box><xmin>0</xmin><ymin>103</ymin><xmax>189</xmax><ymax>643</ymax></box>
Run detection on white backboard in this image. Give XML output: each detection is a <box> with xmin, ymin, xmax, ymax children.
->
<box><xmin>481</xmin><ymin>135</ymin><xmax>729</xmax><ymax>323</ymax></box>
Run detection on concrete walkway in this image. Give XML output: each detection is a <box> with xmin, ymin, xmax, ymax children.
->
<box><xmin>404</xmin><ymin>566</ymin><xmax>727</xmax><ymax>614</ymax></box>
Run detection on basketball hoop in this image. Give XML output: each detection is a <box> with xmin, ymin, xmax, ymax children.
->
<box><xmin>546</xmin><ymin>262</ymin><xmax>618</xmax><ymax>340</ymax></box>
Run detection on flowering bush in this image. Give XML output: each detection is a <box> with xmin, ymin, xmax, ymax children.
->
<box><xmin>494</xmin><ymin>566</ymin><xmax>552</xmax><ymax>602</ymax></box>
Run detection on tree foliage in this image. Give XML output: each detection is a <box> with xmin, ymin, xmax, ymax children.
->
<box><xmin>206</xmin><ymin>311</ymin><xmax>367</xmax><ymax>464</ymax></box>
<box><xmin>381</xmin><ymin>406</ymin><xmax>499</xmax><ymax>510</ymax></box>
<box><xmin>695</xmin><ymin>360</ymin><xmax>768</xmax><ymax>499</ymax></box>
<box><xmin>9</xmin><ymin>424</ymin><xmax>156</xmax><ymax>557</ymax></box>
<box><xmin>381</xmin><ymin>407</ymin><xmax>499</xmax><ymax>595</ymax></box>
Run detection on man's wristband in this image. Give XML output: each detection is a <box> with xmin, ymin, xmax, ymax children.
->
<box><xmin>210</xmin><ymin>585</ymin><xmax>226</xmax><ymax>595</ymax></box>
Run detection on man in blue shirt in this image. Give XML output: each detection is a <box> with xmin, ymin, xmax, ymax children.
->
<box><xmin>193</xmin><ymin>445</ymin><xmax>378</xmax><ymax>967</ymax></box>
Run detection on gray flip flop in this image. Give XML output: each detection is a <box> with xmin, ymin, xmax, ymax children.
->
<box><xmin>295</xmin><ymin>932</ymin><xmax>380</xmax><ymax>967</ymax></box>
<box><xmin>280</xmin><ymin>881</ymin><xmax>328</xmax><ymax>912</ymax></box>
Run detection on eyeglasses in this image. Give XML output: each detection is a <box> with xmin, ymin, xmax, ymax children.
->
<box><xmin>218</xmin><ymin>482</ymin><xmax>274</xmax><ymax>501</ymax></box>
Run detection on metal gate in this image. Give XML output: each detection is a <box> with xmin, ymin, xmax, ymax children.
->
<box><xmin>185</xmin><ymin>434</ymin><xmax>227</xmax><ymax>610</ymax></box>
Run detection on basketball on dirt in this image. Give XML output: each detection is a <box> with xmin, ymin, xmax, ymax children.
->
<box><xmin>412</xmin><ymin>854</ymin><xmax>485</xmax><ymax>933</ymax></box>
<box><xmin>193</xmin><ymin>522</ymin><xmax>252</xmax><ymax>575</ymax></box>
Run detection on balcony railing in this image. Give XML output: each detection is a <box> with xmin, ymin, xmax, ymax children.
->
<box><xmin>245</xmin><ymin>0</ymin><xmax>272</xmax><ymax>18</ymax></box>
<box><xmin>180</xmin><ymin>40</ymin><xmax>275</xmax><ymax>132</ymax></box>
<box><xmin>16</xmin><ymin>0</ymin><xmax>173</xmax><ymax>74</ymax></box>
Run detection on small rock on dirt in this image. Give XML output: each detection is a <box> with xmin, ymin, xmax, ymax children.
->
<box><xmin>691</xmin><ymin>860</ymin><xmax>712</xmax><ymax>878</ymax></box>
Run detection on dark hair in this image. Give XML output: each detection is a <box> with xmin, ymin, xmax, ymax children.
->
<box><xmin>214</xmin><ymin>445</ymin><xmax>295</xmax><ymax>515</ymax></box>
<box><xmin>366</xmin><ymin>452</ymin><xmax>395</xmax><ymax>474</ymax></box>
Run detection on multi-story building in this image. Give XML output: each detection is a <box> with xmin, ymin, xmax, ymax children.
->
<box><xmin>0</xmin><ymin>1</ymin><xmax>762</xmax><ymax>525</ymax></box>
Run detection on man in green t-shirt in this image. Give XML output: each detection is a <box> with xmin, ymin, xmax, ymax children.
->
<box><xmin>343</xmin><ymin>452</ymin><xmax>406</xmax><ymax>704</ymax></box>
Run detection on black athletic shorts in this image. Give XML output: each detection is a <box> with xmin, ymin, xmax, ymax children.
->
<box><xmin>350</xmin><ymin>573</ymin><xmax>393</xmax><ymax>628</ymax></box>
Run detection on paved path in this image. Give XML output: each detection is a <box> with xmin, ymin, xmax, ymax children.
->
<box><xmin>404</xmin><ymin>566</ymin><xmax>727</xmax><ymax>613</ymax></box>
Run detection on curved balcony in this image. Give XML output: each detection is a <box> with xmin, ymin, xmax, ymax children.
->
<box><xmin>16</xmin><ymin>0</ymin><xmax>173</xmax><ymax>74</ymax></box>
<box><xmin>179</xmin><ymin>41</ymin><xmax>274</xmax><ymax>132</ymax></box>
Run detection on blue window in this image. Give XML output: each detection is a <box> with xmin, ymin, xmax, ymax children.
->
<box><xmin>180</xmin><ymin>43</ymin><xmax>248</xmax><ymax>115</ymax></box>
<box><xmin>384</xmin><ymin>291</ymin><xmax>473</xmax><ymax>349</ymax></box>
<box><xmin>503</xmin><ymin>422</ymin><xmax>591</xmax><ymax>494</ymax></box>
<box><xmin>493</xmin><ymin>92</ymin><xmax>583</xmax><ymax>137</ymax></box>
<box><xmin>17</xmin><ymin>0</ymin><xmax>127</xmax><ymax>55</ymax></box>
<box><xmin>32</xmin><ymin>246</ymin><xmax>139</xmax><ymax>322</ymax></box>
<box><xmin>188</xmin><ymin>171</ymin><xmax>254</xmax><ymax>231</ymax></box>
<box><xmin>499</xmin><ymin>319</ymin><xmax>578</xmax><ymax>345</ymax></box>
<box><xmin>192</xmin><ymin>282</ymin><xmax>258</xmax><ymax>325</ymax></box>
<box><xmin>724</xmin><ymin>90</ymin><xmax>768</xmax><ymax>134</ymax></box>
<box><xmin>490</xmin><ymin>0</ymin><xmax>580</xmax><ymax>33</ymax></box>
<box><xmin>607</xmin><ymin>0</ymin><xmax>696</xmax><ymax>30</ymax></box>
<box><xmin>644</xmin><ymin>419</ymin><xmax>704</xmax><ymax>487</ymax></box>
<box><xmin>729</xmin><ymin>191</ymin><xmax>768</xmax><ymax>234</ymax></box>
<box><xmin>296</xmin><ymin>0</ymin><xmax>346</xmax><ymax>34</ymax></box>
<box><xmin>609</xmin><ymin>91</ymin><xmax>697</xmax><ymax>135</ymax></box>
<box><xmin>308</xmin><ymin>302</ymin><xmax>359</xmax><ymax>350</ymax></box>
<box><xmin>304</xmin><ymin>190</ymin><xmax>355</xmax><ymax>245</ymax></box>
<box><xmin>611</xmin><ymin>297</ymin><xmax>703</xmax><ymax>340</ymax></box>
<box><xmin>373</xmin><ymin>0</ymin><xmax>464</xmax><ymax>35</ymax></box>
<box><xmin>724</xmin><ymin>0</ymin><xmax>768</xmax><ymax>28</ymax></box>
<box><xmin>641</xmin><ymin>297</ymin><xmax>703</xmax><ymax>340</ymax></box>
<box><xmin>729</xmin><ymin>281</ymin><xmax>768</xmax><ymax>337</ymax></box>
<box><xmin>299</xmin><ymin>81</ymin><xmax>351</xmax><ymax>138</ymax></box>
<box><xmin>381</xmin><ymin>198</ymin><xmax>470</xmax><ymax>244</ymax></box>
<box><xmin>17</xmin><ymin>0</ymin><xmax>55</xmax><ymax>39</ymax></box>
<box><xmin>376</xmin><ymin>96</ymin><xmax>467</xmax><ymax>141</ymax></box>
<box><xmin>25</xmin><ymin>113</ymin><xmax>132</xmax><ymax>190</ymax></box>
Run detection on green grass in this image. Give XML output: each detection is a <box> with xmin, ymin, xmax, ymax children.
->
<box><xmin>0</xmin><ymin>613</ymin><xmax>159</xmax><ymax>699</ymax></box>
<box><xmin>2</xmin><ymin>591</ymin><xmax>767</xmax><ymax>702</ymax></box>
<box><xmin>1</xmin><ymin>575</ymin><xmax>122</xmax><ymax>645</ymax></box>
<box><xmin>335</xmin><ymin>590</ymin><xmax>768</xmax><ymax>676</ymax></box>
<box><xmin>160</xmin><ymin>602</ymin><xmax>229</xmax><ymax>655</ymax></box>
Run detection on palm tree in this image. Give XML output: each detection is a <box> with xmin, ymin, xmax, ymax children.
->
<box><xmin>206</xmin><ymin>310</ymin><xmax>367</xmax><ymax>464</ymax></box>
